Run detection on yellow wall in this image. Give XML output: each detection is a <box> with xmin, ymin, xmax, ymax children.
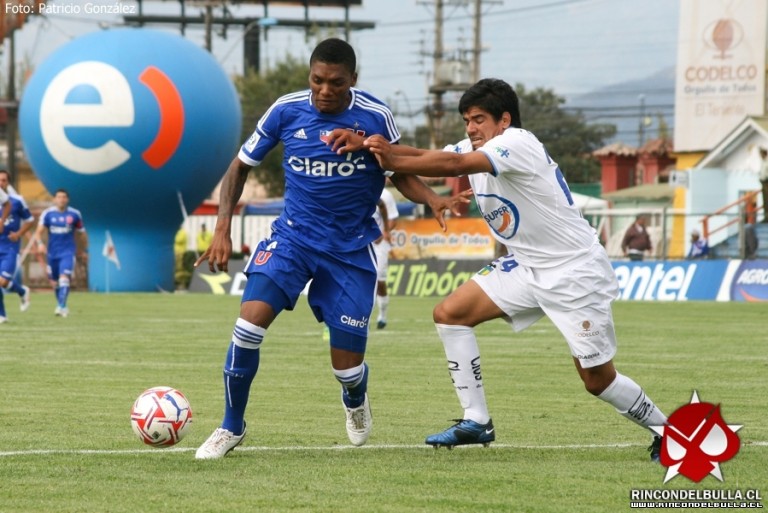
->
<box><xmin>673</xmin><ymin>152</ymin><xmax>706</xmax><ymax>170</ymax></box>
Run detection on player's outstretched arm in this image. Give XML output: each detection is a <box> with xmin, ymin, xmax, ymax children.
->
<box><xmin>77</xmin><ymin>230</ymin><xmax>89</xmax><ymax>264</ymax></box>
<box><xmin>389</xmin><ymin>174</ymin><xmax>472</xmax><ymax>232</ymax></box>
<box><xmin>365</xmin><ymin>135</ymin><xmax>492</xmax><ymax>177</ymax></box>
<box><xmin>0</xmin><ymin>200</ymin><xmax>9</xmax><ymax>234</ymax></box>
<box><xmin>195</xmin><ymin>157</ymin><xmax>251</xmax><ymax>273</ymax></box>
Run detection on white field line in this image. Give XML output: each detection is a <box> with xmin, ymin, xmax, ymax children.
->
<box><xmin>1</xmin><ymin>441</ymin><xmax>766</xmax><ymax>457</ymax></box>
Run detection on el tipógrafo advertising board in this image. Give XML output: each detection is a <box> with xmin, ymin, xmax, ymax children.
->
<box><xmin>191</xmin><ymin>258</ymin><xmax>768</xmax><ymax>302</ymax></box>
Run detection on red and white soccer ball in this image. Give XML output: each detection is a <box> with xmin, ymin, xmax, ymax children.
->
<box><xmin>130</xmin><ymin>386</ymin><xmax>193</xmax><ymax>447</ymax></box>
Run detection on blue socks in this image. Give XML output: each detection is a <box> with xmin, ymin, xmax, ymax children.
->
<box><xmin>221</xmin><ymin>318</ymin><xmax>265</xmax><ymax>435</ymax></box>
<box><xmin>334</xmin><ymin>362</ymin><xmax>369</xmax><ymax>409</ymax></box>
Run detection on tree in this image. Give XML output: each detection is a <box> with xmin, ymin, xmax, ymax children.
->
<box><xmin>234</xmin><ymin>55</ymin><xmax>310</xmax><ymax>196</ymax></box>
<box><xmin>515</xmin><ymin>84</ymin><xmax>615</xmax><ymax>183</ymax></box>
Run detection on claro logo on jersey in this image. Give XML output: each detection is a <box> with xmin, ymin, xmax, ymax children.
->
<box><xmin>38</xmin><ymin>61</ymin><xmax>183</xmax><ymax>175</ymax></box>
<box><xmin>476</xmin><ymin>193</ymin><xmax>520</xmax><ymax>239</ymax></box>
<box><xmin>288</xmin><ymin>152</ymin><xmax>368</xmax><ymax>177</ymax></box>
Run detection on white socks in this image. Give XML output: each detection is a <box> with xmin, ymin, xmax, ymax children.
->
<box><xmin>376</xmin><ymin>294</ymin><xmax>389</xmax><ymax>322</ymax></box>
<box><xmin>435</xmin><ymin>324</ymin><xmax>490</xmax><ymax>424</ymax></box>
<box><xmin>598</xmin><ymin>372</ymin><xmax>667</xmax><ymax>432</ymax></box>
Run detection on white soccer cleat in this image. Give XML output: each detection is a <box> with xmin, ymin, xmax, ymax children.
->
<box><xmin>195</xmin><ymin>425</ymin><xmax>247</xmax><ymax>460</ymax></box>
<box><xmin>0</xmin><ymin>316</ymin><xmax>7</xmax><ymax>324</ymax></box>
<box><xmin>343</xmin><ymin>393</ymin><xmax>372</xmax><ymax>446</ymax></box>
<box><xmin>55</xmin><ymin>306</ymin><xmax>69</xmax><ymax>318</ymax></box>
<box><xmin>20</xmin><ymin>286</ymin><xmax>31</xmax><ymax>312</ymax></box>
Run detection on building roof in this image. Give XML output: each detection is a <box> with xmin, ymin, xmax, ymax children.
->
<box><xmin>593</xmin><ymin>142</ymin><xmax>637</xmax><ymax>157</ymax></box>
<box><xmin>695</xmin><ymin>116</ymin><xmax>768</xmax><ymax>169</ymax></box>
<box><xmin>639</xmin><ymin>137</ymin><xmax>674</xmax><ymax>156</ymax></box>
<box><xmin>601</xmin><ymin>183</ymin><xmax>676</xmax><ymax>200</ymax></box>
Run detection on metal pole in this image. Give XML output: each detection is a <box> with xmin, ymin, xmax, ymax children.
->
<box><xmin>7</xmin><ymin>28</ymin><xmax>18</xmax><ymax>190</ymax></box>
<box><xmin>472</xmin><ymin>0</ymin><xmax>481</xmax><ymax>82</ymax></box>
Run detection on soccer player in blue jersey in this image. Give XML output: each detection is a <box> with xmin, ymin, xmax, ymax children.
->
<box><xmin>0</xmin><ymin>170</ymin><xmax>33</xmax><ymax>323</ymax></box>
<box><xmin>33</xmin><ymin>189</ymin><xmax>89</xmax><ymax>318</ymax></box>
<box><xmin>194</xmin><ymin>38</ymin><xmax>468</xmax><ymax>459</ymax></box>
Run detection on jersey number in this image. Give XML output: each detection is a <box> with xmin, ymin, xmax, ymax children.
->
<box><xmin>543</xmin><ymin>146</ymin><xmax>574</xmax><ymax>206</ymax></box>
<box><xmin>498</xmin><ymin>255</ymin><xmax>518</xmax><ymax>272</ymax></box>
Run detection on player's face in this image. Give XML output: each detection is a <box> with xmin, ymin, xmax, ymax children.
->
<box><xmin>309</xmin><ymin>61</ymin><xmax>357</xmax><ymax>115</ymax></box>
<box><xmin>463</xmin><ymin>107</ymin><xmax>511</xmax><ymax>150</ymax></box>
<box><xmin>0</xmin><ymin>173</ymin><xmax>8</xmax><ymax>191</ymax></box>
<box><xmin>54</xmin><ymin>192</ymin><xmax>69</xmax><ymax>210</ymax></box>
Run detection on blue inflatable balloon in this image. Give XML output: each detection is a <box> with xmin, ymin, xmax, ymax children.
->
<box><xmin>19</xmin><ymin>29</ymin><xmax>241</xmax><ymax>291</ymax></box>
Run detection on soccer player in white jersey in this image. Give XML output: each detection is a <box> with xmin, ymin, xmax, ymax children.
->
<box><xmin>372</xmin><ymin>187</ymin><xmax>399</xmax><ymax>329</ymax></box>
<box><xmin>331</xmin><ymin>78</ymin><xmax>667</xmax><ymax>460</ymax></box>
<box><xmin>0</xmin><ymin>170</ymin><xmax>34</xmax><ymax>323</ymax></box>
<box><xmin>33</xmin><ymin>189</ymin><xmax>89</xmax><ymax>318</ymax></box>
<box><xmin>194</xmin><ymin>38</ymin><xmax>466</xmax><ymax>459</ymax></box>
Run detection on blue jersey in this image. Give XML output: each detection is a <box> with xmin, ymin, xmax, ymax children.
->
<box><xmin>238</xmin><ymin>87</ymin><xmax>400</xmax><ymax>252</ymax></box>
<box><xmin>41</xmin><ymin>206</ymin><xmax>85</xmax><ymax>257</ymax></box>
<box><xmin>0</xmin><ymin>194</ymin><xmax>33</xmax><ymax>255</ymax></box>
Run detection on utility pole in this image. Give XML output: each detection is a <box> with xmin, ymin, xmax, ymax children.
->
<box><xmin>472</xmin><ymin>0</ymin><xmax>481</xmax><ymax>82</ymax></box>
<box><xmin>6</xmin><ymin>23</ymin><xmax>18</xmax><ymax>190</ymax></box>
<box><xmin>431</xmin><ymin>0</ymin><xmax>444</xmax><ymax>149</ymax></box>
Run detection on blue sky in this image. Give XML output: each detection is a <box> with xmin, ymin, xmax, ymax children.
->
<box><xmin>3</xmin><ymin>0</ymin><xmax>679</xmax><ymax>133</ymax></box>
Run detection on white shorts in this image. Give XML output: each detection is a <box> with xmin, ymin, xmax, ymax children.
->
<box><xmin>472</xmin><ymin>246</ymin><xmax>619</xmax><ymax>368</ymax></box>
<box><xmin>373</xmin><ymin>240</ymin><xmax>391</xmax><ymax>282</ymax></box>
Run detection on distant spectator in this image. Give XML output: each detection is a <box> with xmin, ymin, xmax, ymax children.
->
<box><xmin>621</xmin><ymin>214</ymin><xmax>652</xmax><ymax>261</ymax></box>
<box><xmin>174</xmin><ymin>226</ymin><xmax>188</xmax><ymax>258</ymax></box>
<box><xmin>745</xmin><ymin>223</ymin><xmax>759</xmax><ymax>260</ymax></box>
<box><xmin>196</xmin><ymin>223</ymin><xmax>213</xmax><ymax>254</ymax></box>
<box><xmin>759</xmin><ymin>147</ymin><xmax>768</xmax><ymax>223</ymax></box>
<box><xmin>686</xmin><ymin>229</ymin><xmax>709</xmax><ymax>259</ymax></box>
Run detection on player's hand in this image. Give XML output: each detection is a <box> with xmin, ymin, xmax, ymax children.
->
<box><xmin>429</xmin><ymin>188</ymin><xmax>474</xmax><ymax>232</ymax></box>
<box><xmin>8</xmin><ymin>231</ymin><xmax>20</xmax><ymax>242</ymax></box>
<box><xmin>327</xmin><ymin>129</ymin><xmax>365</xmax><ymax>154</ymax></box>
<box><xmin>363</xmin><ymin>135</ymin><xmax>394</xmax><ymax>168</ymax></box>
<box><xmin>195</xmin><ymin>233</ymin><xmax>232</xmax><ymax>273</ymax></box>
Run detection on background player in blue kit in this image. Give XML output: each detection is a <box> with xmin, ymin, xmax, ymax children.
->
<box><xmin>0</xmin><ymin>170</ymin><xmax>34</xmax><ymax>323</ymax></box>
<box><xmin>194</xmin><ymin>37</ymin><xmax>468</xmax><ymax>459</ymax></box>
<box><xmin>33</xmin><ymin>189</ymin><xmax>89</xmax><ymax>318</ymax></box>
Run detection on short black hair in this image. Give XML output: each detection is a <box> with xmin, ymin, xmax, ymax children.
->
<box><xmin>458</xmin><ymin>78</ymin><xmax>522</xmax><ymax>128</ymax></box>
<box><xmin>55</xmin><ymin>188</ymin><xmax>69</xmax><ymax>196</ymax></box>
<box><xmin>0</xmin><ymin>169</ymin><xmax>9</xmax><ymax>179</ymax></box>
<box><xmin>310</xmin><ymin>38</ymin><xmax>357</xmax><ymax>75</ymax></box>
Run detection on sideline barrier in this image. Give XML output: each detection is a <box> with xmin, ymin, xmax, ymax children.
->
<box><xmin>189</xmin><ymin>258</ymin><xmax>768</xmax><ymax>302</ymax></box>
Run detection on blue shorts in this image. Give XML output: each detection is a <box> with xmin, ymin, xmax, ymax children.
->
<box><xmin>243</xmin><ymin>233</ymin><xmax>377</xmax><ymax>339</ymax></box>
<box><xmin>47</xmin><ymin>253</ymin><xmax>76</xmax><ymax>281</ymax></box>
<box><xmin>0</xmin><ymin>251</ymin><xmax>19</xmax><ymax>281</ymax></box>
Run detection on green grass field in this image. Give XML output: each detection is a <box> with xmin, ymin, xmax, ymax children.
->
<box><xmin>0</xmin><ymin>292</ymin><xmax>765</xmax><ymax>513</ymax></box>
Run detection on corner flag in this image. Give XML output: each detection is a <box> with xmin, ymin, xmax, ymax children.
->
<box><xmin>102</xmin><ymin>230</ymin><xmax>121</xmax><ymax>270</ymax></box>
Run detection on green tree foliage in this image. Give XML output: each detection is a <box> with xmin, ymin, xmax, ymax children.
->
<box><xmin>234</xmin><ymin>56</ymin><xmax>310</xmax><ymax>196</ymax></box>
<box><xmin>515</xmin><ymin>84</ymin><xmax>615</xmax><ymax>183</ymax></box>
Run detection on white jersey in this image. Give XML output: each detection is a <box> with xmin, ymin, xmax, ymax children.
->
<box><xmin>445</xmin><ymin>128</ymin><xmax>598</xmax><ymax>269</ymax></box>
<box><xmin>373</xmin><ymin>187</ymin><xmax>399</xmax><ymax>234</ymax></box>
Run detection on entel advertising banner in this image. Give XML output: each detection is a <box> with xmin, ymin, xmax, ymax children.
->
<box><xmin>191</xmin><ymin>258</ymin><xmax>768</xmax><ymax>302</ymax></box>
<box><xmin>612</xmin><ymin>260</ymin><xmax>768</xmax><ymax>302</ymax></box>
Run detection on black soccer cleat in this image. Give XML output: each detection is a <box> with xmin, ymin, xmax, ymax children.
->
<box><xmin>648</xmin><ymin>435</ymin><xmax>662</xmax><ymax>463</ymax></box>
<box><xmin>425</xmin><ymin>419</ymin><xmax>495</xmax><ymax>449</ymax></box>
